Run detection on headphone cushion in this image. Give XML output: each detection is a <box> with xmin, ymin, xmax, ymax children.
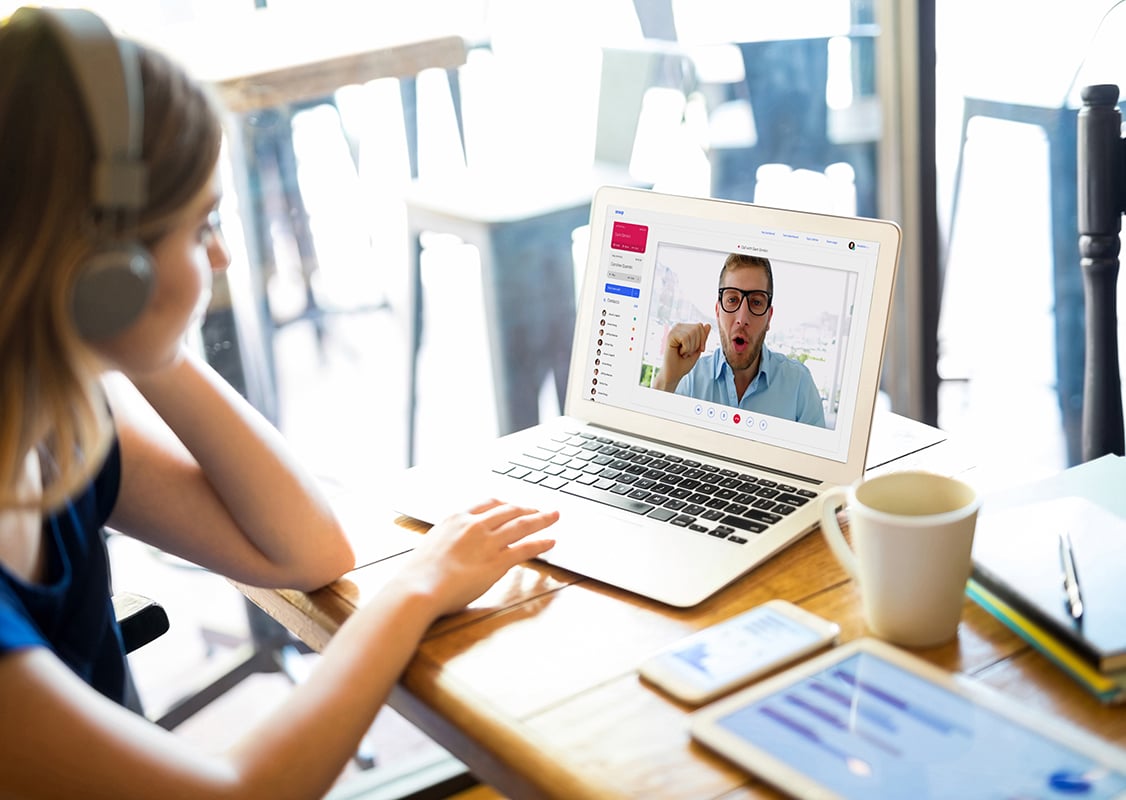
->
<box><xmin>72</xmin><ymin>243</ymin><xmax>155</xmax><ymax>341</ymax></box>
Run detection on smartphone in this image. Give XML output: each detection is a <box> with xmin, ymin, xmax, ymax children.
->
<box><xmin>639</xmin><ymin>600</ymin><xmax>840</xmax><ymax>706</ymax></box>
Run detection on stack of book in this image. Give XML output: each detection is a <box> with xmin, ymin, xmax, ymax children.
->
<box><xmin>969</xmin><ymin>454</ymin><xmax>1126</xmax><ymax>705</ymax></box>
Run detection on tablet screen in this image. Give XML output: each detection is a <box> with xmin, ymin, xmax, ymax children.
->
<box><xmin>709</xmin><ymin>649</ymin><xmax>1126</xmax><ymax>799</ymax></box>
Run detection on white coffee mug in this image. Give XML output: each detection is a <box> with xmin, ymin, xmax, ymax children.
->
<box><xmin>820</xmin><ymin>471</ymin><xmax>981</xmax><ymax>648</ymax></box>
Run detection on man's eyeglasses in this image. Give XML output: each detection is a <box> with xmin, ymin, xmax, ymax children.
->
<box><xmin>718</xmin><ymin>287</ymin><xmax>772</xmax><ymax>316</ymax></box>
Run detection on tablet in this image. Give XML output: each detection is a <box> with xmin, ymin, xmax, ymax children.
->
<box><xmin>690</xmin><ymin>638</ymin><xmax>1126</xmax><ymax>799</ymax></box>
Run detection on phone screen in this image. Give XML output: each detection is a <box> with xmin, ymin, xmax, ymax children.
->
<box><xmin>663</xmin><ymin>604</ymin><xmax>827</xmax><ymax>687</ymax></box>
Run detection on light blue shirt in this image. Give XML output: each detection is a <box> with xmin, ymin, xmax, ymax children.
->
<box><xmin>674</xmin><ymin>345</ymin><xmax>827</xmax><ymax>427</ymax></box>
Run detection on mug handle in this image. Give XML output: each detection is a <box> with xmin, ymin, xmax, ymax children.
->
<box><xmin>820</xmin><ymin>486</ymin><xmax>858</xmax><ymax>580</ymax></box>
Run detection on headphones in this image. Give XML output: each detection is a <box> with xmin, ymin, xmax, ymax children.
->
<box><xmin>21</xmin><ymin>7</ymin><xmax>155</xmax><ymax>340</ymax></box>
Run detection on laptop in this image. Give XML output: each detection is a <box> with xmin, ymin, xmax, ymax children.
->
<box><xmin>392</xmin><ymin>185</ymin><xmax>901</xmax><ymax>607</ymax></box>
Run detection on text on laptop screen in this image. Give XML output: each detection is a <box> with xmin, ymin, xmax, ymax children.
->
<box><xmin>577</xmin><ymin>202</ymin><xmax>882</xmax><ymax>465</ymax></box>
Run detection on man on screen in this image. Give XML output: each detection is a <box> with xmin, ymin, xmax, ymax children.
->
<box><xmin>651</xmin><ymin>253</ymin><xmax>826</xmax><ymax>427</ymax></box>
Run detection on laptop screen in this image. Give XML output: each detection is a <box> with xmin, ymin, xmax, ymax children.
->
<box><xmin>567</xmin><ymin>188</ymin><xmax>899</xmax><ymax>486</ymax></box>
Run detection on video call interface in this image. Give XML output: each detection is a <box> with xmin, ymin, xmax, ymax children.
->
<box><xmin>581</xmin><ymin>203</ymin><xmax>881</xmax><ymax>464</ymax></box>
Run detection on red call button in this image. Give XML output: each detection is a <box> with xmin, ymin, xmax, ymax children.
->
<box><xmin>733</xmin><ymin>414</ymin><xmax>741</xmax><ymax>425</ymax></box>
<box><xmin>610</xmin><ymin>221</ymin><xmax>648</xmax><ymax>253</ymax></box>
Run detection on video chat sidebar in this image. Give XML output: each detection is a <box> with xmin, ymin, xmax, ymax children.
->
<box><xmin>591</xmin><ymin>291</ymin><xmax>638</xmax><ymax>399</ymax></box>
<box><xmin>593</xmin><ymin>218</ymin><xmax>647</xmax><ymax>400</ymax></box>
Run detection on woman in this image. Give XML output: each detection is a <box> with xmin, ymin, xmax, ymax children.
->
<box><xmin>0</xmin><ymin>8</ymin><xmax>557</xmax><ymax>798</ymax></box>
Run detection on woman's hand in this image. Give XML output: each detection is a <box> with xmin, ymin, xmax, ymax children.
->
<box><xmin>390</xmin><ymin>499</ymin><xmax>559</xmax><ymax>618</ymax></box>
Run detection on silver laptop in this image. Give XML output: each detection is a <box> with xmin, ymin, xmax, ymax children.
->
<box><xmin>392</xmin><ymin>186</ymin><xmax>901</xmax><ymax>607</ymax></box>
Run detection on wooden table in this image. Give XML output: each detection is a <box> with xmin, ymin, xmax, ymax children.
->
<box><xmin>235</xmin><ymin>415</ymin><xmax>1126</xmax><ymax>799</ymax></box>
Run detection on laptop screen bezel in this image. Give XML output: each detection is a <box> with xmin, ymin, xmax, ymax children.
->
<box><xmin>563</xmin><ymin>185</ymin><xmax>902</xmax><ymax>488</ymax></box>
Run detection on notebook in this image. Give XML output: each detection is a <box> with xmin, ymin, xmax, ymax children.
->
<box><xmin>392</xmin><ymin>185</ymin><xmax>901</xmax><ymax>607</ymax></box>
<box><xmin>971</xmin><ymin>456</ymin><xmax>1126</xmax><ymax>673</ymax></box>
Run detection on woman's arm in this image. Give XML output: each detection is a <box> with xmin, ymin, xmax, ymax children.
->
<box><xmin>104</xmin><ymin>348</ymin><xmax>354</xmax><ymax>591</ymax></box>
<box><xmin>0</xmin><ymin>501</ymin><xmax>557</xmax><ymax>800</ymax></box>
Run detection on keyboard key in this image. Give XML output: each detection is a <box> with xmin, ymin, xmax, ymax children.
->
<box><xmin>744</xmin><ymin>508</ymin><xmax>782</xmax><ymax>524</ymax></box>
<box><xmin>720</xmin><ymin>515</ymin><xmax>768</xmax><ymax>533</ymax></box>
<box><xmin>561</xmin><ymin>482</ymin><xmax>655</xmax><ymax>514</ymax></box>
<box><xmin>647</xmin><ymin>507</ymin><xmax>677</xmax><ymax>522</ymax></box>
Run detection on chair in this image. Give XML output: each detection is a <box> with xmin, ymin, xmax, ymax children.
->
<box><xmin>700</xmin><ymin>32</ymin><xmax>881</xmax><ymax>219</ymax></box>
<box><xmin>113</xmin><ymin>592</ymin><xmax>170</xmax><ymax>654</ymax></box>
<box><xmin>237</xmin><ymin>96</ymin><xmax>389</xmax><ymax>403</ymax></box>
<box><xmin>402</xmin><ymin>40</ymin><xmax>700</xmax><ymax>464</ymax></box>
<box><xmin>947</xmin><ymin>95</ymin><xmax>1083</xmax><ymax>464</ymax></box>
<box><xmin>1076</xmin><ymin>83</ymin><xmax>1125</xmax><ymax>462</ymax></box>
<box><xmin>113</xmin><ymin>592</ymin><xmax>170</xmax><ymax>717</ymax></box>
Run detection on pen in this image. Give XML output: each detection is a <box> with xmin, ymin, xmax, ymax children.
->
<box><xmin>1058</xmin><ymin>530</ymin><xmax>1084</xmax><ymax>621</ymax></box>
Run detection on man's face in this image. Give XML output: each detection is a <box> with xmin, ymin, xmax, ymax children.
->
<box><xmin>715</xmin><ymin>265</ymin><xmax>773</xmax><ymax>374</ymax></box>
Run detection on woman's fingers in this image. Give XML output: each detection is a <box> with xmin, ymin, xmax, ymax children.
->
<box><xmin>464</xmin><ymin>498</ymin><xmax>504</xmax><ymax>515</ymax></box>
<box><xmin>473</xmin><ymin>504</ymin><xmax>559</xmax><ymax>546</ymax></box>
<box><xmin>505</xmin><ymin>534</ymin><xmax>557</xmax><ymax>564</ymax></box>
<box><xmin>433</xmin><ymin>501</ymin><xmax>558</xmax><ymax>564</ymax></box>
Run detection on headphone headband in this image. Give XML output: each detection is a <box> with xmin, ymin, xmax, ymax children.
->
<box><xmin>21</xmin><ymin>6</ymin><xmax>146</xmax><ymax>210</ymax></box>
<box><xmin>13</xmin><ymin>6</ymin><xmax>156</xmax><ymax>341</ymax></box>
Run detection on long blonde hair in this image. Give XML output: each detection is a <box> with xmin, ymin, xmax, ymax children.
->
<box><xmin>0</xmin><ymin>10</ymin><xmax>223</xmax><ymax>509</ymax></box>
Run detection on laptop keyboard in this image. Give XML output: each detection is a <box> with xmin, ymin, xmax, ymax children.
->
<box><xmin>492</xmin><ymin>430</ymin><xmax>817</xmax><ymax>545</ymax></box>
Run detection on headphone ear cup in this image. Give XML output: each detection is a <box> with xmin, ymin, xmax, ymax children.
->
<box><xmin>72</xmin><ymin>243</ymin><xmax>155</xmax><ymax>341</ymax></box>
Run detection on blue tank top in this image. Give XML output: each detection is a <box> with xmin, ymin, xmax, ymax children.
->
<box><xmin>0</xmin><ymin>439</ymin><xmax>125</xmax><ymax>703</ymax></box>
